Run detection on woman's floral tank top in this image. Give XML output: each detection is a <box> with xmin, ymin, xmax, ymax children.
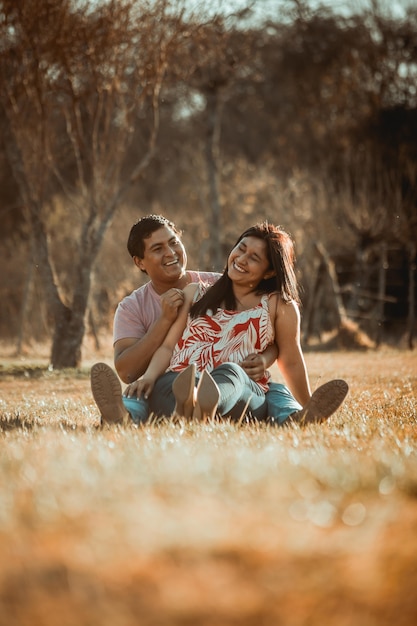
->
<box><xmin>169</xmin><ymin>287</ymin><xmax>274</xmax><ymax>391</ymax></box>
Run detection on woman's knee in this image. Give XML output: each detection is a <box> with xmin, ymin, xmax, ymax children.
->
<box><xmin>212</xmin><ymin>362</ymin><xmax>245</xmax><ymax>381</ymax></box>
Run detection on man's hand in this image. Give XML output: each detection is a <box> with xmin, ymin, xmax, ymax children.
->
<box><xmin>160</xmin><ymin>288</ymin><xmax>185</xmax><ymax>323</ymax></box>
<box><xmin>124</xmin><ymin>376</ymin><xmax>155</xmax><ymax>400</ymax></box>
<box><xmin>240</xmin><ymin>353</ymin><xmax>267</xmax><ymax>382</ymax></box>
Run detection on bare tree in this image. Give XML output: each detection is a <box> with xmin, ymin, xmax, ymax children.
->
<box><xmin>0</xmin><ymin>0</ymin><xmax>189</xmax><ymax>367</ymax></box>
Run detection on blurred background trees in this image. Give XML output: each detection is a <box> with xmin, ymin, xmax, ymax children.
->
<box><xmin>0</xmin><ymin>0</ymin><xmax>415</xmax><ymax>365</ymax></box>
<box><xmin>0</xmin><ymin>0</ymin><xmax>194</xmax><ymax>366</ymax></box>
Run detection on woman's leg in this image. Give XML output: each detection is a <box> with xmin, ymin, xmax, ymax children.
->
<box><xmin>149</xmin><ymin>370</ymin><xmax>196</xmax><ymax>418</ymax></box>
<box><xmin>142</xmin><ymin>364</ymin><xmax>271</xmax><ymax>422</ymax></box>
<box><xmin>210</xmin><ymin>362</ymin><xmax>267</xmax><ymax>421</ymax></box>
<box><xmin>265</xmin><ymin>382</ymin><xmax>302</xmax><ymax>425</ymax></box>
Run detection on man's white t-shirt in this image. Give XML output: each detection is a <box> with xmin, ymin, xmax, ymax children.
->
<box><xmin>113</xmin><ymin>271</ymin><xmax>220</xmax><ymax>344</ymax></box>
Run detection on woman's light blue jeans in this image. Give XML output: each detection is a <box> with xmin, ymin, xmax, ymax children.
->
<box><xmin>123</xmin><ymin>362</ymin><xmax>302</xmax><ymax>425</ymax></box>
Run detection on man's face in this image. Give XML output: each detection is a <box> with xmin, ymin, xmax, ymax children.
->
<box><xmin>135</xmin><ymin>226</ymin><xmax>187</xmax><ymax>283</ymax></box>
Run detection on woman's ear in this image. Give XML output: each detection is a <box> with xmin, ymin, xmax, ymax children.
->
<box><xmin>264</xmin><ymin>269</ymin><xmax>276</xmax><ymax>280</ymax></box>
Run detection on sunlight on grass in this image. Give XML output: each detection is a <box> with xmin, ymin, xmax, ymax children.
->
<box><xmin>0</xmin><ymin>350</ymin><xmax>417</xmax><ymax>625</ymax></box>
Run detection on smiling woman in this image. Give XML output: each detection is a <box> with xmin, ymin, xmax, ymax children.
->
<box><xmin>227</xmin><ymin>237</ymin><xmax>276</xmax><ymax>301</ymax></box>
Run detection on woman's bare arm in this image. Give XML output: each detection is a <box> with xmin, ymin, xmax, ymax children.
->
<box><xmin>274</xmin><ymin>300</ymin><xmax>311</xmax><ymax>406</ymax></box>
<box><xmin>124</xmin><ymin>284</ymin><xmax>198</xmax><ymax>398</ymax></box>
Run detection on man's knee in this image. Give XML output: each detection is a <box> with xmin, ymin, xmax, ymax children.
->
<box><xmin>122</xmin><ymin>396</ymin><xmax>149</xmax><ymax>424</ymax></box>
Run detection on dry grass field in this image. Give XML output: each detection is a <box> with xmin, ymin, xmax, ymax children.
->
<box><xmin>0</xmin><ymin>343</ymin><xmax>416</xmax><ymax>626</ymax></box>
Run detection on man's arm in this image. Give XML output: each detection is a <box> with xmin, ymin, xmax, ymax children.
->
<box><xmin>123</xmin><ymin>284</ymin><xmax>198</xmax><ymax>398</ymax></box>
<box><xmin>240</xmin><ymin>344</ymin><xmax>278</xmax><ymax>382</ymax></box>
<box><xmin>114</xmin><ymin>287</ymin><xmax>185</xmax><ymax>383</ymax></box>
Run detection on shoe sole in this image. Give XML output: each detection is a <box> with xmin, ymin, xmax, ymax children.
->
<box><xmin>193</xmin><ymin>370</ymin><xmax>220</xmax><ymax>421</ymax></box>
<box><xmin>90</xmin><ymin>362</ymin><xmax>126</xmax><ymax>425</ymax></box>
<box><xmin>294</xmin><ymin>379</ymin><xmax>349</xmax><ymax>425</ymax></box>
<box><xmin>172</xmin><ymin>364</ymin><xmax>196</xmax><ymax>418</ymax></box>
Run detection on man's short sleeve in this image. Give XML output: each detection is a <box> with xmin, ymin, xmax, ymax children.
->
<box><xmin>113</xmin><ymin>297</ymin><xmax>147</xmax><ymax>344</ymax></box>
<box><xmin>113</xmin><ymin>283</ymin><xmax>162</xmax><ymax>344</ymax></box>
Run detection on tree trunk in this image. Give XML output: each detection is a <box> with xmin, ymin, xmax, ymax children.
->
<box><xmin>88</xmin><ymin>309</ymin><xmax>101</xmax><ymax>351</ymax></box>
<box><xmin>49</xmin><ymin>272</ymin><xmax>93</xmax><ymax>369</ymax></box>
<box><xmin>407</xmin><ymin>242</ymin><xmax>416</xmax><ymax>350</ymax></box>
<box><xmin>50</xmin><ymin>305</ymin><xmax>82</xmax><ymax>368</ymax></box>
<box><xmin>314</xmin><ymin>241</ymin><xmax>348</xmax><ymax>326</ymax></box>
<box><xmin>49</xmin><ymin>215</ymin><xmax>104</xmax><ymax>368</ymax></box>
<box><xmin>302</xmin><ymin>259</ymin><xmax>325</xmax><ymax>344</ymax></box>
<box><xmin>346</xmin><ymin>246</ymin><xmax>363</xmax><ymax>314</ymax></box>
<box><xmin>375</xmin><ymin>242</ymin><xmax>387</xmax><ymax>346</ymax></box>
<box><xmin>29</xmin><ymin>202</ymin><xmax>101</xmax><ymax>369</ymax></box>
<box><xmin>15</xmin><ymin>235</ymin><xmax>35</xmax><ymax>356</ymax></box>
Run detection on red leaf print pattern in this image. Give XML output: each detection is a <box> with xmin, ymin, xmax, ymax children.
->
<box><xmin>169</xmin><ymin>293</ymin><xmax>274</xmax><ymax>391</ymax></box>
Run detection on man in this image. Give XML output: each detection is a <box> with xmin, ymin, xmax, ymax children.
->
<box><xmin>91</xmin><ymin>214</ymin><xmax>277</xmax><ymax>424</ymax></box>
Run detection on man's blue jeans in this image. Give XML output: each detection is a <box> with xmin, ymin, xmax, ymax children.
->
<box><xmin>266</xmin><ymin>382</ymin><xmax>302</xmax><ymax>424</ymax></box>
<box><xmin>123</xmin><ymin>362</ymin><xmax>302</xmax><ymax>425</ymax></box>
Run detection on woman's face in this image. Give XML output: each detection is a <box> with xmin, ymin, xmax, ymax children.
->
<box><xmin>227</xmin><ymin>236</ymin><xmax>273</xmax><ymax>287</ymax></box>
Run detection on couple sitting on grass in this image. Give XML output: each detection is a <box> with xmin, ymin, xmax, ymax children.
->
<box><xmin>91</xmin><ymin>217</ymin><xmax>348</xmax><ymax>426</ymax></box>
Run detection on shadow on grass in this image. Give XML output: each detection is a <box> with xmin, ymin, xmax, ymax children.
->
<box><xmin>0</xmin><ymin>412</ymin><xmax>99</xmax><ymax>433</ymax></box>
<box><xmin>0</xmin><ymin>364</ymin><xmax>91</xmax><ymax>380</ymax></box>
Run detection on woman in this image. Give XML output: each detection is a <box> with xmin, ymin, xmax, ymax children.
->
<box><xmin>124</xmin><ymin>222</ymin><xmax>348</xmax><ymax>424</ymax></box>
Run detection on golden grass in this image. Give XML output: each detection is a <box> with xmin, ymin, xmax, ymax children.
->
<box><xmin>0</xmin><ymin>348</ymin><xmax>416</xmax><ymax>625</ymax></box>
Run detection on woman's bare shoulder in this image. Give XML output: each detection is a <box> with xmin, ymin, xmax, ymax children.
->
<box><xmin>270</xmin><ymin>296</ymin><xmax>300</xmax><ymax>319</ymax></box>
<box><xmin>184</xmin><ymin>282</ymin><xmax>201</xmax><ymax>301</ymax></box>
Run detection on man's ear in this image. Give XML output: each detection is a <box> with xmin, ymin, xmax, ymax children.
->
<box><xmin>133</xmin><ymin>256</ymin><xmax>146</xmax><ymax>273</ymax></box>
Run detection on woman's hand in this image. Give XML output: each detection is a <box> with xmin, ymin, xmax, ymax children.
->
<box><xmin>123</xmin><ymin>376</ymin><xmax>155</xmax><ymax>400</ymax></box>
<box><xmin>240</xmin><ymin>352</ymin><xmax>267</xmax><ymax>382</ymax></box>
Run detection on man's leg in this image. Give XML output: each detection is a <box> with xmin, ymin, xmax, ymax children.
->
<box><xmin>91</xmin><ymin>362</ymin><xmax>129</xmax><ymax>425</ymax></box>
<box><xmin>290</xmin><ymin>380</ymin><xmax>349</xmax><ymax>425</ymax></box>
<box><xmin>122</xmin><ymin>395</ymin><xmax>150</xmax><ymax>425</ymax></box>
<box><xmin>267</xmin><ymin>380</ymin><xmax>349</xmax><ymax>426</ymax></box>
<box><xmin>265</xmin><ymin>382</ymin><xmax>302</xmax><ymax>425</ymax></box>
<box><xmin>91</xmin><ymin>362</ymin><xmax>150</xmax><ymax>425</ymax></box>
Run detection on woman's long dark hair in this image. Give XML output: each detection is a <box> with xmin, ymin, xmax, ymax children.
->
<box><xmin>190</xmin><ymin>222</ymin><xmax>300</xmax><ymax>318</ymax></box>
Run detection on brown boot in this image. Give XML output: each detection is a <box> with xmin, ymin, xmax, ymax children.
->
<box><xmin>90</xmin><ymin>362</ymin><xmax>127</xmax><ymax>425</ymax></box>
<box><xmin>291</xmin><ymin>379</ymin><xmax>349</xmax><ymax>425</ymax></box>
<box><xmin>193</xmin><ymin>370</ymin><xmax>220</xmax><ymax>421</ymax></box>
<box><xmin>172</xmin><ymin>364</ymin><xmax>196</xmax><ymax>419</ymax></box>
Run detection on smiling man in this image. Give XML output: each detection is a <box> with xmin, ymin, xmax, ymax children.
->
<box><xmin>113</xmin><ymin>215</ymin><xmax>220</xmax><ymax>385</ymax></box>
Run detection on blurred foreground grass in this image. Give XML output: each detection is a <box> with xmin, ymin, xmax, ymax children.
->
<box><xmin>0</xmin><ymin>348</ymin><xmax>416</xmax><ymax>626</ymax></box>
